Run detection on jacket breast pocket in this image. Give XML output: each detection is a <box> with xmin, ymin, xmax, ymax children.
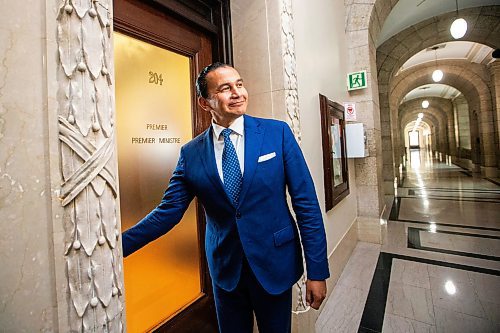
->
<box><xmin>273</xmin><ymin>225</ymin><xmax>295</xmax><ymax>247</ymax></box>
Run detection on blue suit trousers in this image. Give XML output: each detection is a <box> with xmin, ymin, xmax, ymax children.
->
<box><xmin>213</xmin><ymin>256</ymin><xmax>292</xmax><ymax>333</ymax></box>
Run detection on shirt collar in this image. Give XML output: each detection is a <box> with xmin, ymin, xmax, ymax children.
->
<box><xmin>212</xmin><ymin>115</ymin><xmax>244</xmax><ymax>139</ymax></box>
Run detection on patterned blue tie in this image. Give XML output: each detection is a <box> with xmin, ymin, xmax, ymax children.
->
<box><xmin>221</xmin><ymin>128</ymin><xmax>242</xmax><ymax>205</ymax></box>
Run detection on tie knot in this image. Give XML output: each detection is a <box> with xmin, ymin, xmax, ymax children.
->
<box><xmin>221</xmin><ymin>128</ymin><xmax>232</xmax><ymax>140</ymax></box>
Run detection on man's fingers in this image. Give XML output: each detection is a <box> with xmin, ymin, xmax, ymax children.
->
<box><xmin>305</xmin><ymin>288</ymin><xmax>312</xmax><ymax>306</ymax></box>
<box><xmin>310</xmin><ymin>293</ymin><xmax>324</xmax><ymax>310</ymax></box>
<box><xmin>305</xmin><ymin>279</ymin><xmax>327</xmax><ymax>310</ymax></box>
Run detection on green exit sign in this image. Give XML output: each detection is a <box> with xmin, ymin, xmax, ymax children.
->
<box><xmin>347</xmin><ymin>70</ymin><xmax>367</xmax><ymax>91</ymax></box>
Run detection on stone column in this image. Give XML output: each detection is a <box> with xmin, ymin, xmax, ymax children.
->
<box><xmin>444</xmin><ymin>100</ymin><xmax>457</xmax><ymax>158</ymax></box>
<box><xmin>345</xmin><ymin>0</ymin><xmax>385</xmax><ymax>245</ymax></box>
<box><xmin>488</xmin><ymin>60</ymin><xmax>500</xmax><ymax>176</ymax></box>
<box><xmin>384</xmin><ymin>107</ymin><xmax>397</xmax><ymax>195</ymax></box>
<box><xmin>53</xmin><ymin>0</ymin><xmax>125</xmax><ymax>331</ymax></box>
<box><xmin>475</xmin><ymin>64</ymin><xmax>497</xmax><ymax>177</ymax></box>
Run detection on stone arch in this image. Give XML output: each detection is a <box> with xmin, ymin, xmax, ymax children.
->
<box><xmin>389</xmin><ymin>60</ymin><xmax>493</xmax><ymax>172</ymax></box>
<box><xmin>397</xmin><ymin>94</ymin><xmax>458</xmax><ymax>158</ymax></box>
<box><xmin>377</xmin><ymin>6</ymin><xmax>500</xmax><ymax>87</ymax></box>
<box><xmin>375</xmin><ymin>5</ymin><xmax>500</xmax><ymax>186</ymax></box>
<box><xmin>400</xmin><ymin>111</ymin><xmax>439</xmax><ymax>152</ymax></box>
<box><xmin>399</xmin><ymin>99</ymin><xmax>451</xmax><ymax>155</ymax></box>
<box><xmin>344</xmin><ymin>0</ymin><xmax>498</xmax><ymax>244</ymax></box>
<box><xmin>340</xmin><ymin>0</ymin><xmax>400</xmax><ymax>239</ymax></box>
<box><xmin>410</xmin><ymin>97</ymin><xmax>457</xmax><ymax>156</ymax></box>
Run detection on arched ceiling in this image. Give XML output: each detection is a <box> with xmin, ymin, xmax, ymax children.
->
<box><xmin>403</xmin><ymin>84</ymin><xmax>461</xmax><ymax>103</ymax></box>
<box><xmin>376</xmin><ymin>6</ymin><xmax>500</xmax><ymax>96</ymax></box>
<box><xmin>404</xmin><ymin>120</ymin><xmax>431</xmax><ymax>133</ymax></box>
<box><xmin>399</xmin><ymin>41</ymin><xmax>493</xmax><ymax>73</ymax></box>
<box><xmin>389</xmin><ymin>60</ymin><xmax>490</xmax><ymax>115</ymax></box>
<box><xmin>377</xmin><ymin>0</ymin><xmax>500</xmax><ymax>46</ymax></box>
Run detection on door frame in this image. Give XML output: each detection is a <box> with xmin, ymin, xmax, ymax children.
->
<box><xmin>113</xmin><ymin>0</ymin><xmax>232</xmax><ymax>331</ymax></box>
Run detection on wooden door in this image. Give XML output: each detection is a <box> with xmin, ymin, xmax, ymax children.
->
<box><xmin>114</xmin><ymin>1</ymin><xmax>230</xmax><ymax>331</ymax></box>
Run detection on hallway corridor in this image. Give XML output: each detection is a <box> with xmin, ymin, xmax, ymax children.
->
<box><xmin>318</xmin><ymin>150</ymin><xmax>500</xmax><ymax>333</ymax></box>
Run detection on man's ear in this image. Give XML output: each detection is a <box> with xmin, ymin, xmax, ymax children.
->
<box><xmin>198</xmin><ymin>96</ymin><xmax>211</xmax><ymax>112</ymax></box>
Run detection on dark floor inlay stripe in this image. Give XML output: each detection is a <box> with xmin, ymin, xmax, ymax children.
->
<box><xmin>485</xmin><ymin>177</ymin><xmax>500</xmax><ymax>186</ymax></box>
<box><xmin>407</xmin><ymin>228</ymin><xmax>500</xmax><ymax>262</ymax></box>
<box><xmin>389</xmin><ymin>198</ymin><xmax>401</xmax><ymax>221</ymax></box>
<box><xmin>398</xmin><ymin>195</ymin><xmax>500</xmax><ymax>203</ymax></box>
<box><xmin>357</xmin><ymin>253</ymin><xmax>393</xmax><ymax>333</ymax></box>
<box><xmin>410</xmin><ymin>227</ymin><xmax>500</xmax><ymax>240</ymax></box>
<box><xmin>409</xmin><ymin>193</ymin><xmax>500</xmax><ymax>200</ymax></box>
<box><xmin>388</xmin><ymin>198</ymin><xmax>500</xmax><ymax>232</ymax></box>
<box><xmin>398</xmin><ymin>175</ymin><xmax>405</xmax><ymax>188</ymax></box>
<box><xmin>357</xmin><ymin>252</ymin><xmax>500</xmax><ymax>332</ymax></box>
<box><xmin>391</xmin><ymin>217</ymin><xmax>500</xmax><ymax>232</ymax></box>
<box><xmin>452</xmin><ymin>162</ymin><xmax>472</xmax><ymax>172</ymax></box>
<box><xmin>401</xmin><ymin>186</ymin><xmax>500</xmax><ymax>193</ymax></box>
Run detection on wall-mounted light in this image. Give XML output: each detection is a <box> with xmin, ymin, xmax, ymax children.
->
<box><xmin>450</xmin><ymin>0</ymin><xmax>467</xmax><ymax>39</ymax></box>
<box><xmin>422</xmin><ymin>100</ymin><xmax>429</xmax><ymax>108</ymax></box>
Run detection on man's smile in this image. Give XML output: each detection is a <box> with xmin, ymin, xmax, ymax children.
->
<box><xmin>229</xmin><ymin>101</ymin><xmax>245</xmax><ymax>107</ymax></box>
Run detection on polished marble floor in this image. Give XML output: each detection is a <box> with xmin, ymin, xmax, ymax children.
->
<box><xmin>317</xmin><ymin>150</ymin><xmax>500</xmax><ymax>333</ymax></box>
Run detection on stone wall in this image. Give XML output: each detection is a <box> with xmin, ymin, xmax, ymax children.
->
<box><xmin>454</xmin><ymin>95</ymin><xmax>471</xmax><ymax>150</ymax></box>
<box><xmin>0</xmin><ymin>1</ymin><xmax>58</xmax><ymax>330</ymax></box>
<box><xmin>0</xmin><ymin>1</ymin><xmax>125</xmax><ymax>331</ymax></box>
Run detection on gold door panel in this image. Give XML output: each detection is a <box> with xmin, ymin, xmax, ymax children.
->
<box><xmin>114</xmin><ymin>32</ymin><xmax>201</xmax><ymax>332</ymax></box>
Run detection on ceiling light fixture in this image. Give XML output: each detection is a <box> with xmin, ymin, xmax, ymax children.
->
<box><xmin>432</xmin><ymin>69</ymin><xmax>443</xmax><ymax>82</ymax></box>
<box><xmin>431</xmin><ymin>46</ymin><xmax>443</xmax><ymax>82</ymax></box>
<box><xmin>422</xmin><ymin>100</ymin><xmax>429</xmax><ymax>108</ymax></box>
<box><xmin>450</xmin><ymin>0</ymin><xmax>467</xmax><ymax>39</ymax></box>
<box><xmin>432</xmin><ymin>69</ymin><xmax>444</xmax><ymax>82</ymax></box>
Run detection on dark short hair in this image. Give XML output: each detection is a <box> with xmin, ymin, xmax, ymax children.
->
<box><xmin>195</xmin><ymin>62</ymin><xmax>230</xmax><ymax>98</ymax></box>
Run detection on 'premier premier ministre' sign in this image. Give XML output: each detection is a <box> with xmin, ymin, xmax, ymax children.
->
<box><xmin>131</xmin><ymin>123</ymin><xmax>181</xmax><ymax>144</ymax></box>
<box><xmin>347</xmin><ymin>70</ymin><xmax>367</xmax><ymax>91</ymax></box>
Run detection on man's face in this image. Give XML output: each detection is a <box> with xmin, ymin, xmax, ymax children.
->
<box><xmin>198</xmin><ymin>66</ymin><xmax>248</xmax><ymax>127</ymax></box>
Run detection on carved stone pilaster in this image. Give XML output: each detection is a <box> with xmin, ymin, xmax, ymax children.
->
<box><xmin>56</xmin><ymin>0</ymin><xmax>124</xmax><ymax>331</ymax></box>
<box><xmin>279</xmin><ymin>0</ymin><xmax>309</xmax><ymax>313</ymax></box>
<box><xmin>281</xmin><ymin>0</ymin><xmax>302</xmax><ymax>144</ymax></box>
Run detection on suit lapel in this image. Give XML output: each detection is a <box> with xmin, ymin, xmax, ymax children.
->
<box><xmin>197</xmin><ymin>127</ymin><xmax>233</xmax><ymax>205</ymax></box>
<box><xmin>238</xmin><ymin>115</ymin><xmax>264</xmax><ymax>206</ymax></box>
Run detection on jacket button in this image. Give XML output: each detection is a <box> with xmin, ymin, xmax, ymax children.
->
<box><xmin>236</xmin><ymin>212</ymin><xmax>241</xmax><ymax>219</ymax></box>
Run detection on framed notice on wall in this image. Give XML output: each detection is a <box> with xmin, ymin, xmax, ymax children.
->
<box><xmin>319</xmin><ymin>94</ymin><xmax>350</xmax><ymax>211</ymax></box>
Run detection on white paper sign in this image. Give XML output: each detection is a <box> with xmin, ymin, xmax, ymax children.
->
<box><xmin>344</xmin><ymin>102</ymin><xmax>356</xmax><ymax>121</ymax></box>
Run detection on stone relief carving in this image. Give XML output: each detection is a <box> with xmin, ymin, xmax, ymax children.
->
<box><xmin>56</xmin><ymin>0</ymin><xmax>124</xmax><ymax>331</ymax></box>
<box><xmin>280</xmin><ymin>0</ymin><xmax>308</xmax><ymax>313</ymax></box>
<box><xmin>281</xmin><ymin>0</ymin><xmax>302</xmax><ymax>144</ymax></box>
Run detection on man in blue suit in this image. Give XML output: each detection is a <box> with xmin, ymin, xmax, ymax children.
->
<box><xmin>122</xmin><ymin>63</ymin><xmax>329</xmax><ymax>332</ymax></box>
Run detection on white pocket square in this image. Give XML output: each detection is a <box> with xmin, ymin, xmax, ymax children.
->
<box><xmin>258</xmin><ymin>152</ymin><xmax>276</xmax><ymax>162</ymax></box>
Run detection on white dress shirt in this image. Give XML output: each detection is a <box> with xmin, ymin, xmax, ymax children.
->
<box><xmin>212</xmin><ymin>116</ymin><xmax>245</xmax><ymax>182</ymax></box>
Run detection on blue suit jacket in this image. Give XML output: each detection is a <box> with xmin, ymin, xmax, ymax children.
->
<box><xmin>122</xmin><ymin>115</ymin><xmax>329</xmax><ymax>294</ymax></box>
